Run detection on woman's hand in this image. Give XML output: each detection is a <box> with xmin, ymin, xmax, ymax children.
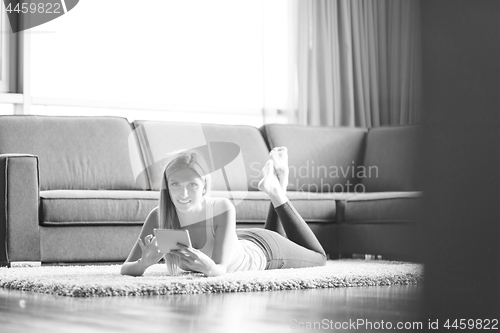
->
<box><xmin>137</xmin><ymin>234</ymin><xmax>165</xmax><ymax>267</ymax></box>
<box><xmin>170</xmin><ymin>244</ymin><xmax>217</xmax><ymax>276</ymax></box>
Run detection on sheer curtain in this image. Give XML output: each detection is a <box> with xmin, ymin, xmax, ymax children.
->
<box><xmin>289</xmin><ymin>0</ymin><xmax>421</xmax><ymax>127</ymax></box>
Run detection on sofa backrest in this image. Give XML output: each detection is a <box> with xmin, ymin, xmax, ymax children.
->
<box><xmin>261</xmin><ymin>124</ymin><xmax>367</xmax><ymax>193</ymax></box>
<box><xmin>0</xmin><ymin>115</ymin><xmax>148</xmax><ymax>191</ymax></box>
<box><xmin>132</xmin><ymin>120</ymin><xmax>270</xmax><ymax>191</ymax></box>
<box><xmin>362</xmin><ymin>125</ymin><xmax>421</xmax><ymax>192</ymax></box>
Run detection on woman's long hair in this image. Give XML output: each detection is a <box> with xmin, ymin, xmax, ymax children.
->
<box><xmin>158</xmin><ymin>149</ymin><xmax>212</xmax><ymax>275</ymax></box>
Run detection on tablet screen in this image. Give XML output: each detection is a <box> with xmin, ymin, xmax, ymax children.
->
<box><xmin>153</xmin><ymin>229</ymin><xmax>192</xmax><ymax>253</ymax></box>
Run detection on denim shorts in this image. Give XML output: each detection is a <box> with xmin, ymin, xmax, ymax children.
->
<box><xmin>237</xmin><ymin>228</ymin><xmax>327</xmax><ymax>270</ymax></box>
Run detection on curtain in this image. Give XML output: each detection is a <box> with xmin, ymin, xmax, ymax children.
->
<box><xmin>289</xmin><ymin>0</ymin><xmax>421</xmax><ymax>127</ymax></box>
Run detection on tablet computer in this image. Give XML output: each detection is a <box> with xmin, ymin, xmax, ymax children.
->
<box><xmin>153</xmin><ymin>229</ymin><xmax>192</xmax><ymax>253</ymax></box>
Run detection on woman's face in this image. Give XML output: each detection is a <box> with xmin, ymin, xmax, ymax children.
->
<box><xmin>167</xmin><ymin>167</ymin><xmax>205</xmax><ymax>213</ymax></box>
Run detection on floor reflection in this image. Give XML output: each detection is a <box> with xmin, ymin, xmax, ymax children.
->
<box><xmin>0</xmin><ymin>284</ymin><xmax>423</xmax><ymax>333</ymax></box>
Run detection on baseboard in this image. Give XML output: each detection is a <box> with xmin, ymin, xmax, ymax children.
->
<box><xmin>9</xmin><ymin>261</ymin><xmax>42</xmax><ymax>268</ymax></box>
<box><xmin>41</xmin><ymin>261</ymin><xmax>124</xmax><ymax>266</ymax></box>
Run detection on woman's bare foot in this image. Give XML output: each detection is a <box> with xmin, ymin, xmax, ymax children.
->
<box><xmin>269</xmin><ymin>147</ymin><xmax>289</xmax><ymax>191</ymax></box>
<box><xmin>258</xmin><ymin>160</ymin><xmax>288</xmax><ymax>207</ymax></box>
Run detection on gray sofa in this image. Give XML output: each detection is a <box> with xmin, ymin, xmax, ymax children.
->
<box><xmin>0</xmin><ymin>115</ymin><xmax>421</xmax><ymax>266</ymax></box>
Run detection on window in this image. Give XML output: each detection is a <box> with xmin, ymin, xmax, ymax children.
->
<box><xmin>28</xmin><ymin>0</ymin><xmax>290</xmax><ymax>125</ymax></box>
<box><xmin>0</xmin><ymin>2</ymin><xmax>16</xmax><ymax>93</ymax></box>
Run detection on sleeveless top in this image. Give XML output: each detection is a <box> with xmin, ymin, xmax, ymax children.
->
<box><xmin>198</xmin><ymin>197</ymin><xmax>267</xmax><ymax>272</ymax></box>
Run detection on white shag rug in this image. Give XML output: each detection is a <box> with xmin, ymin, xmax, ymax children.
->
<box><xmin>0</xmin><ymin>260</ymin><xmax>423</xmax><ymax>297</ymax></box>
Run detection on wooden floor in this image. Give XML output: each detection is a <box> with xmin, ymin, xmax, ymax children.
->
<box><xmin>0</xmin><ymin>285</ymin><xmax>423</xmax><ymax>333</ymax></box>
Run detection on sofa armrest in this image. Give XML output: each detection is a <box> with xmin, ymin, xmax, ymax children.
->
<box><xmin>0</xmin><ymin>154</ymin><xmax>40</xmax><ymax>266</ymax></box>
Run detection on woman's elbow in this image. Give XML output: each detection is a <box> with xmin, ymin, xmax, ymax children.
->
<box><xmin>205</xmin><ymin>264</ymin><xmax>227</xmax><ymax>277</ymax></box>
<box><xmin>120</xmin><ymin>262</ymin><xmax>142</xmax><ymax>277</ymax></box>
<box><xmin>120</xmin><ymin>264</ymin><xmax>130</xmax><ymax>276</ymax></box>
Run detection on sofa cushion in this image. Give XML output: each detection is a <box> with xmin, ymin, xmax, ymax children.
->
<box><xmin>41</xmin><ymin>189</ymin><xmax>339</xmax><ymax>226</ymax></box>
<box><xmin>340</xmin><ymin>191</ymin><xmax>421</xmax><ymax>223</ymax></box>
<box><xmin>40</xmin><ymin>190</ymin><xmax>159</xmax><ymax>225</ymax></box>
<box><xmin>132</xmin><ymin>121</ymin><xmax>270</xmax><ymax>191</ymax></box>
<box><xmin>212</xmin><ymin>190</ymin><xmax>338</xmax><ymax>223</ymax></box>
<box><xmin>0</xmin><ymin>115</ymin><xmax>148</xmax><ymax>191</ymax></box>
<box><xmin>337</xmin><ymin>191</ymin><xmax>421</xmax><ymax>260</ymax></box>
<box><xmin>261</xmin><ymin>124</ymin><xmax>367</xmax><ymax>192</ymax></box>
<box><xmin>361</xmin><ymin>125</ymin><xmax>420</xmax><ymax>192</ymax></box>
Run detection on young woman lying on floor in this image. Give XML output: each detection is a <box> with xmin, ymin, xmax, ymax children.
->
<box><xmin>121</xmin><ymin>147</ymin><xmax>326</xmax><ymax>277</ymax></box>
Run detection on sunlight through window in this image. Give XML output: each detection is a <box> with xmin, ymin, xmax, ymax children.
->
<box><xmin>29</xmin><ymin>0</ymin><xmax>289</xmax><ymax>125</ymax></box>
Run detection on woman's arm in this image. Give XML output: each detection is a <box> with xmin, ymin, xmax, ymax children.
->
<box><xmin>121</xmin><ymin>207</ymin><xmax>164</xmax><ymax>276</ymax></box>
<box><xmin>209</xmin><ymin>198</ymin><xmax>237</xmax><ymax>275</ymax></box>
